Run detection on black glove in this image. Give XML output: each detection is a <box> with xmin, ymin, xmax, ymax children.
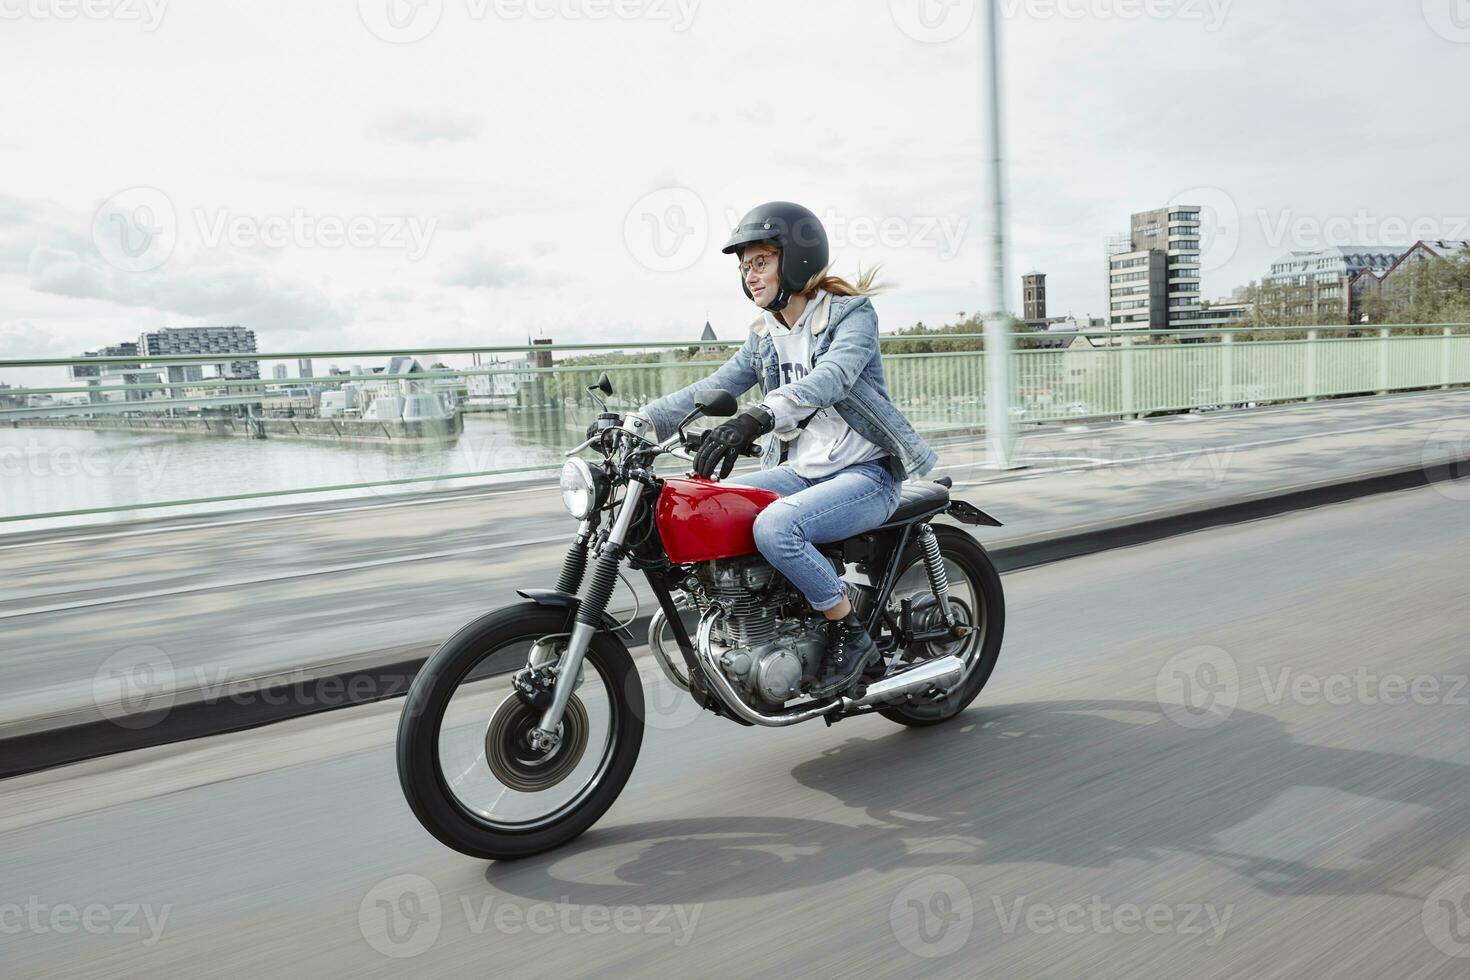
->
<box><xmin>585</xmin><ymin>413</ymin><xmax>620</xmax><ymax>441</ymax></box>
<box><xmin>694</xmin><ymin>407</ymin><xmax>774</xmax><ymax>479</ymax></box>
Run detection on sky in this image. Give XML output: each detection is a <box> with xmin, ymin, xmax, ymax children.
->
<box><xmin>1</xmin><ymin>0</ymin><xmax>1467</xmax><ymax>372</ymax></box>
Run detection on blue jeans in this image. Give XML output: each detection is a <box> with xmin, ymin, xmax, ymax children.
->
<box><xmin>732</xmin><ymin>459</ymin><xmax>903</xmax><ymax>612</ymax></box>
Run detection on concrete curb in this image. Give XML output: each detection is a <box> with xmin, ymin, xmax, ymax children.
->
<box><xmin>2</xmin><ymin>454</ymin><xmax>1465</xmax><ymax>780</ymax></box>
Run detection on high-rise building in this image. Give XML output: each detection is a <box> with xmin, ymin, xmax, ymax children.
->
<box><xmin>298</xmin><ymin>358</ymin><xmax>314</xmax><ymax>380</ymax></box>
<box><xmin>139</xmin><ymin>326</ymin><xmax>260</xmax><ymax>386</ymax></box>
<box><xmin>1107</xmin><ymin>206</ymin><xmax>1203</xmax><ymax>331</ymax></box>
<box><xmin>1022</xmin><ymin>272</ymin><xmax>1047</xmax><ymax>322</ymax></box>
<box><xmin>273</xmin><ymin>364</ymin><xmax>289</xmax><ymax>380</ymax></box>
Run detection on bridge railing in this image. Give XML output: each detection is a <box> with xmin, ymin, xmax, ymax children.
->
<box><xmin>1</xmin><ymin>324</ymin><xmax>1468</xmax><ymax>525</ymax></box>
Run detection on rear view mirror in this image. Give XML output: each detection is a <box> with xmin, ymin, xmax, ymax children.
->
<box><xmin>693</xmin><ymin>389</ymin><xmax>738</xmax><ymax>418</ymax></box>
<box><xmin>596</xmin><ymin>372</ymin><xmax>613</xmax><ymax>396</ymax></box>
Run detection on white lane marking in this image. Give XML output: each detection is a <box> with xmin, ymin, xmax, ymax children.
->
<box><xmin>0</xmin><ymin>483</ymin><xmax>553</xmax><ymax>552</ymax></box>
<box><xmin>937</xmin><ymin>411</ymin><xmax>1470</xmax><ymax>477</ymax></box>
<box><xmin>0</xmin><ymin>534</ymin><xmax>570</xmax><ymax>622</ymax></box>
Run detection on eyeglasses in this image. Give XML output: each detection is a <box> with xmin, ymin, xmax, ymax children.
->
<box><xmin>739</xmin><ymin>254</ymin><xmax>775</xmax><ymax>276</ymax></box>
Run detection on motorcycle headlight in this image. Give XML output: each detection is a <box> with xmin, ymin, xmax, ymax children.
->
<box><xmin>559</xmin><ymin>458</ymin><xmax>608</xmax><ymax>520</ymax></box>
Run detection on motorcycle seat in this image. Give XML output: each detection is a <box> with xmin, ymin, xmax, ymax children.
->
<box><xmin>886</xmin><ymin>480</ymin><xmax>951</xmax><ymax>525</ymax></box>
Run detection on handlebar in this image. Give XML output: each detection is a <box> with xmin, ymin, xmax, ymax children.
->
<box><xmin>681</xmin><ymin>430</ymin><xmax>761</xmax><ymax>458</ymax></box>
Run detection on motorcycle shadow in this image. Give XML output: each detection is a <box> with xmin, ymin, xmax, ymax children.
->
<box><xmin>486</xmin><ymin>698</ymin><xmax>1470</xmax><ymax>907</ymax></box>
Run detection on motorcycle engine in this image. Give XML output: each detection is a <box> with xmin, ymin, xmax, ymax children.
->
<box><xmin>689</xmin><ymin>556</ymin><xmax>836</xmax><ymax>708</ymax></box>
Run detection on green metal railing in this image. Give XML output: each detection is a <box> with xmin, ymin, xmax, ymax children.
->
<box><xmin>2</xmin><ymin>324</ymin><xmax>1468</xmax><ymax>525</ymax></box>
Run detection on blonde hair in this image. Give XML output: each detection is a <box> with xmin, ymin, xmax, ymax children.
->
<box><xmin>738</xmin><ymin>242</ymin><xmax>886</xmax><ymax>298</ymax></box>
<box><xmin>801</xmin><ymin>264</ymin><xmax>885</xmax><ymax>298</ymax></box>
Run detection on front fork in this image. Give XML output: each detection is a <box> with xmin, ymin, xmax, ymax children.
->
<box><xmin>530</xmin><ymin>491</ymin><xmax>642</xmax><ymax>750</ymax></box>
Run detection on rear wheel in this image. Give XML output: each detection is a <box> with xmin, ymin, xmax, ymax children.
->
<box><xmin>396</xmin><ymin>603</ymin><xmax>644</xmax><ymax>860</ymax></box>
<box><xmin>878</xmin><ymin>524</ymin><xmax>1005</xmax><ymax>727</ymax></box>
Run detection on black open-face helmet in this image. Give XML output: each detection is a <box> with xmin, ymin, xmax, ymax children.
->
<box><xmin>721</xmin><ymin>201</ymin><xmax>829</xmax><ymax>312</ymax></box>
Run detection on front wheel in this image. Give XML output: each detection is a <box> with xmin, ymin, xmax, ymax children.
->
<box><xmin>878</xmin><ymin>524</ymin><xmax>1006</xmax><ymax>727</ymax></box>
<box><xmin>396</xmin><ymin>602</ymin><xmax>644</xmax><ymax>860</ymax></box>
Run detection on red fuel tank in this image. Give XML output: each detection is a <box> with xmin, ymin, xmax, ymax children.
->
<box><xmin>654</xmin><ymin>477</ymin><xmax>780</xmax><ymax>565</ymax></box>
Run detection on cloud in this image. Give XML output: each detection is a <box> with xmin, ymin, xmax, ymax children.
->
<box><xmin>0</xmin><ymin>318</ymin><xmax>57</xmax><ymax>357</ymax></box>
<box><xmin>440</xmin><ymin>251</ymin><xmax>526</xmax><ymax>290</ymax></box>
<box><xmin>371</xmin><ymin>112</ymin><xmax>482</xmax><ymax>145</ymax></box>
<box><xmin>28</xmin><ymin>245</ymin><xmax>347</xmax><ymax>332</ymax></box>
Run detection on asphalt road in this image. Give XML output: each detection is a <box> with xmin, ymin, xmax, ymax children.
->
<box><xmin>4</xmin><ymin>478</ymin><xmax>1469</xmax><ymax>977</ymax></box>
<box><xmin>5</xmin><ymin>387</ymin><xmax>1470</xmax><ymax>734</ymax></box>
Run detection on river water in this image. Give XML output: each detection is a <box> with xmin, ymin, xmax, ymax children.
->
<box><xmin>0</xmin><ymin>415</ymin><xmax>576</xmax><ymax>531</ymax></box>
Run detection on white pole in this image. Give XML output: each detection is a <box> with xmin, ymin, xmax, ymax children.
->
<box><xmin>982</xmin><ymin>0</ymin><xmax>1019</xmax><ymax>469</ymax></box>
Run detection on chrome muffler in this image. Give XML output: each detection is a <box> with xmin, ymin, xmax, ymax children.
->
<box><xmin>840</xmin><ymin>654</ymin><xmax>966</xmax><ymax>711</ymax></box>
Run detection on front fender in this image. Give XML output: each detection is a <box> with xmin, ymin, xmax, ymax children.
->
<box><xmin>516</xmin><ymin>589</ymin><xmax>634</xmax><ymax>639</ymax></box>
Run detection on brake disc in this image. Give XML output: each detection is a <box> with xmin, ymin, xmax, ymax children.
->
<box><xmin>484</xmin><ymin>693</ymin><xmax>591</xmax><ymax>793</ymax></box>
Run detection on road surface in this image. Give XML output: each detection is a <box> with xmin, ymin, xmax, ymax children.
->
<box><xmin>4</xmin><ymin>478</ymin><xmax>1469</xmax><ymax>977</ymax></box>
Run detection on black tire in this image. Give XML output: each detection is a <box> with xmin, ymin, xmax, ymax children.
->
<box><xmin>879</xmin><ymin>524</ymin><xmax>1005</xmax><ymax>727</ymax></box>
<box><xmin>396</xmin><ymin>602</ymin><xmax>644</xmax><ymax>860</ymax></box>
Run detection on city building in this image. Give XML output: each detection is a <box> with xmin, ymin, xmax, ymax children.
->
<box><xmin>700</xmin><ymin>321</ymin><xmax>717</xmax><ymax>342</ymax></box>
<box><xmin>272</xmin><ymin>364</ymin><xmax>289</xmax><ymax>380</ymax></box>
<box><xmin>1190</xmin><ymin>299</ymin><xmax>1254</xmax><ymax>332</ymax></box>
<box><xmin>1022</xmin><ymin>272</ymin><xmax>1047</xmax><ymax>322</ymax></box>
<box><xmin>70</xmin><ymin>342</ymin><xmax>165</xmax><ymax>403</ymax></box>
<box><xmin>1350</xmin><ymin>240</ymin><xmax>1470</xmax><ymax>320</ymax></box>
<box><xmin>1107</xmin><ymin>206</ymin><xmax>1203</xmax><ymax>331</ymax></box>
<box><xmin>1262</xmin><ymin>246</ymin><xmax>1398</xmax><ymax>323</ymax></box>
<box><xmin>139</xmin><ymin>325</ymin><xmax>260</xmax><ymax>396</ymax></box>
<box><xmin>297</xmin><ymin>358</ymin><xmax>314</xmax><ymax>380</ymax></box>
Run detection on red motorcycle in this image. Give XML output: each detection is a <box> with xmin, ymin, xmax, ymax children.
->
<box><xmin>397</xmin><ymin>377</ymin><xmax>1006</xmax><ymax>859</ymax></box>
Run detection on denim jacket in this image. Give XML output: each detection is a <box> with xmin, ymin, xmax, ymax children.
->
<box><xmin>642</xmin><ymin>294</ymin><xmax>937</xmax><ymax>479</ymax></box>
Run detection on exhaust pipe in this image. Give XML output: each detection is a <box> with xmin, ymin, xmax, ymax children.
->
<box><xmin>692</xmin><ymin>605</ymin><xmax>968</xmax><ymax>726</ymax></box>
<box><xmin>646</xmin><ymin>605</ymin><xmax>691</xmax><ymax>692</ymax></box>
<box><xmin>841</xmin><ymin>655</ymin><xmax>966</xmax><ymax>711</ymax></box>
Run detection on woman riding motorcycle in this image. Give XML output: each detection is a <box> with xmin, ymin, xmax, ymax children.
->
<box><xmin>636</xmin><ymin>201</ymin><xmax>938</xmax><ymax>698</ymax></box>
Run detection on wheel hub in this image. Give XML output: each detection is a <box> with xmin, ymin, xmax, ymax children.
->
<box><xmin>908</xmin><ymin>595</ymin><xmax>976</xmax><ymax>660</ymax></box>
<box><xmin>485</xmin><ymin>693</ymin><xmax>590</xmax><ymax>793</ymax></box>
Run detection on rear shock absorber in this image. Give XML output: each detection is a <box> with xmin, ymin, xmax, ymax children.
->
<box><xmin>916</xmin><ymin>524</ymin><xmax>956</xmax><ymax>628</ymax></box>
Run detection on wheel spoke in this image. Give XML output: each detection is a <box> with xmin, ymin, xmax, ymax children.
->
<box><xmin>434</xmin><ymin>635</ymin><xmax>619</xmax><ymax>831</ymax></box>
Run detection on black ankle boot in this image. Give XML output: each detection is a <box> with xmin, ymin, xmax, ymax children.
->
<box><xmin>809</xmin><ymin>612</ymin><xmax>880</xmax><ymax>697</ymax></box>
